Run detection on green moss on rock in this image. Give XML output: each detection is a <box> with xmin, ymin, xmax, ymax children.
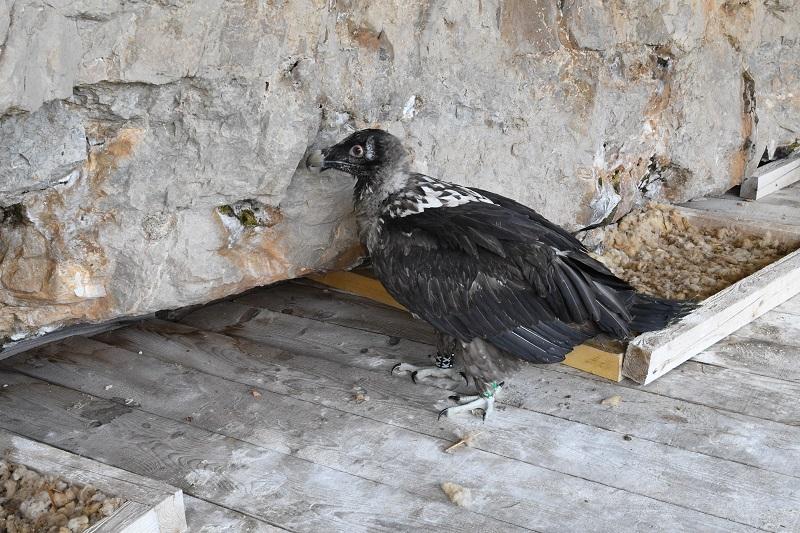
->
<box><xmin>238</xmin><ymin>209</ymin><xmax>258</xmax><ymax>226</ymax></box>
<box><xmin>217</xmin><ymin>205</ymin><xmax>235</xmax><ymax>217</ymax></box>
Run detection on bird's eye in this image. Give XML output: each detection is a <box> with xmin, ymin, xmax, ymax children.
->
<box><xmin>350</xmin><ymin>145</ymin><xmax>365</xmax><ymax>158</ymax></box>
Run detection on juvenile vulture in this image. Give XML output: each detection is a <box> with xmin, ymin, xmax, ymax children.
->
<box><xmin>307</xmin><ymin>129</ymin><xmax>692</xmax><ymax>419</ymax></box>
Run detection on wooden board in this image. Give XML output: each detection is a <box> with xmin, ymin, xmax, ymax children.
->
<box><xmin>183</xmin><ymin>496</ymin><xmax>287</xmax><ymax>533</ymax></box>
<box><xmin>112</xmin><ymin>316</ymin><xmax>800</xmax><ymax>475</ymax></box>
<box><xmin>3</xmin><ymin>280</ymin><xmax>800</xmax><ymax>530</ymax></box>
<box><xmin>0</xmin><ymin>429</ymin><xmax>186</xmax><ymax>533</ymax></box>
<box><xmin>683</xmin><ymin>187</ymin><xmax>800</xmax><ymax>227</ymax></box>
<box><xmin>310</xmin><ymin>271</ymin><xmax>625</xmax><ymax>381</ymax></box>
<box><xmin>0</xmin><ymin>369</ymin><xmax>525</xmax><ymax>531</ymax></box>
<box><xmin>623</xmin><ymin>247</ymin><xmax>800</xmax><ymax>384</ymax></box>
<box><xmin>740</xmin><ymin>152</ymin><xmax>800</xmax><ymax>200</ymax></box>
<box><xmin>308</xmin><ymin>271</ymin><xmax>407</xmax><ymax>310</ymax></box>
<box><xmin>22</xmin><ymin>331</ymin><xmax>794</xmax><ymax>530</ymax></box>
<box><xmin>230</xmin><ymin>282</ymin><xmax>800</xmax><ymax>477</ymax></box>
<box><xmin>0</xmin><ymin>319</ymin><xmax>139</xmax><ymax>363</ymax></box>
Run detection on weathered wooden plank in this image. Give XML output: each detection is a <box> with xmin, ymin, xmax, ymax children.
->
<box><xmin>775</xmin><ymin>294</ymin><xmax>800</xmax><ymax>316</ymax></box>
<box><xmin>692</xmin><ymin>336</ymin><xmax>800</xmax><ymax>383</ymax></box>
<box><xmin>95</xmin><ymin>323</ymin><xmax>800</xmax><ymax>530</ymax></box>
<box><xmin>177</xmin><ymin>300</ymin><xmax>800</xmax><ymax>427</ymax></box>
<box><xmin>683</xmin><ymin>189</ymin><xmax>800</xmax><ymax>226</ymax></box>
<box><xmin>727</xmin><ymin>310</ymin><xmax>800</xmax><ymax>348</ymax></box>
<box><xmin>236</xmin><ymin>281</ymin><xmax>438</xmax><ymax>344</ymax></box>
<box><xmin>216</xmin><ymin>286</ymin><xmax>800</xmax><ymax>472</ymax></box>
<box><xmin>623</xmin><ymin>248</ymin><xmax>800</xmax><ymax>384</ymax></box>
<box><xmin>12</xmin><ymin>336</ymin><xmax>771</xmax><ymax>532</ymax></box>
<box><xmin>309</xmin><ymin>271</ymin><xmax>407</xmax><ymax>310</ymax></box>
<box><xmin>0</xmin><ymin>319</ymin><xmax>136</xmax><ymax>363</ymax></box>
<box><xmin>240</xmin><ymin>282</ymin><xmax>626</xmax><ymax>381</ymax></box>
<box><xmin>674</xmin><ymin>206</ymin><xmax>800</xmax><ymax>245</ymax></box>
<box><xmin>0</xmin><ymin>428</ymin><xmax>187</xmax><ymax>533</ymax></box>
<box><xmin>183</xmin><ymin>496</ymin><xmax>285</xmax><ymax>533</ymax></box>
<box><xmin>0</xmin><ymin>371</ymin><xmax>523</xmax><ymax>533</ymax></box>
<box><xmin>178</xmin><ymin>300</ymin><xmax>435</xmax><ymax>367</ymax></box>
<box><xmin>87</xmin><ymin>502</ymin><xmax>158</xmax><ymax>533</ymax></box>
<box><xmin>740</xmin><ymin>152</ymin><xmax>800</xmax><ymax>200</ymax></box>
<box><xmin>177</xmin><ymin>293</ymin><xmax>800</xmax><ymax>475</ymax></box>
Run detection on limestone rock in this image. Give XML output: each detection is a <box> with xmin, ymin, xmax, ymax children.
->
<box><xmin>0</xmin><ymin>0</ymin><xmax>798</xmax><ymax>347</ymax></box>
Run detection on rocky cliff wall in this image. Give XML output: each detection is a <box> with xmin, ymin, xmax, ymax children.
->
<box><xmin>1</xmin><ymin>0</ymin><xmax>798</xmax><ymax>346</ymax></box>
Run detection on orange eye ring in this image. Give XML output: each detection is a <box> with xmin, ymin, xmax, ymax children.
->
<box><xmin>350</xmin><ymin>145</ymin><xmax>365</xmax><ymax>158</ymax></box>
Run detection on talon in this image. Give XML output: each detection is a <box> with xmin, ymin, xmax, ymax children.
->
<box><xmin>391</xmin><ymin>363</ymin><xmax>402</xmax><ymax>375</ymax></box>
<box><xmin>448</xmin><ymin>394</ymin><xmax>461</xmax><ymax>402</ymax></box>
<box><xmin>438</xmin><ymin>408</ymin><xmax>450</xmax><ymax>420</ymax></box>
<box><xmin>411</xmin><ymin>371</ymin><xmax>419</xmax><ymax>384</ymax></box>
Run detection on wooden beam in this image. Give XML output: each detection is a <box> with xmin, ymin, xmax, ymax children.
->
<box><xmin>309</xmin><ymin>271</ymin><xmax>624</xmax><ymax>381</ymax></box>
<box><xmin>623</xmin><ymin>247</ymin><xmax>800</xmax><ymax>384</ymax></box>
<box><xmin>0</xmin><ymin>429</ymin><xmax>186</xmax><ymax>532</ymax></box>
<box><xmin>739</xmin><ymin>152</ymin><xmax>800</xmax><ymax>200</ymax></box>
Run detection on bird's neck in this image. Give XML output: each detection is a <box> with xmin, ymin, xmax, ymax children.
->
<box><xmin>353</xmin><ymin>162</ymin><xmax>411</xmax><ymax>210</ymax></box>
<box><xmin>353</xmin><ymin>162</ymin><xmax>412</xmax><ymax>250</ymax></box>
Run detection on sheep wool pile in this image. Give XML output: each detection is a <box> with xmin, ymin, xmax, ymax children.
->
<box><xmin>593</xmin><ymin>203</ymin><xmax>796</xmax><ymax>301</ymax></box>
<box><xmin>0</xmin><ymin>460</ymin><xmax>125</xmax><ymax>533</ymax></box>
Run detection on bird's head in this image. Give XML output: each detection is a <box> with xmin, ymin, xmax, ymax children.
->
<box><xmin>306</xmin><ymin>129</ymin><xmax>410</xmax><ymax>197</ymax></box>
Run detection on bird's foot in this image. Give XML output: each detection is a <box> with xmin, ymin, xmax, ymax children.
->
<box><xmin>438</xmin><ymin>381</ymin><xmax>503</xmax><ymax>421</ymax></box>
<box><xmin>391</xmin><ymin>362</ymin><xmax>468</xmax><ymax>385</ymax></box>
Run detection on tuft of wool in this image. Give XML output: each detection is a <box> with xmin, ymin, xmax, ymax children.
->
<box><xmin>441</xmin><ymin>482</ymin><xmax>473</xmax><ymax>507</ymax></box>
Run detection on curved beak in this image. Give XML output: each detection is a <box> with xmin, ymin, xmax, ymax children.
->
<box><xmin>305</xmin><ymin>149</ymin><xmax>328</xmax><ymax>172</ymax></box>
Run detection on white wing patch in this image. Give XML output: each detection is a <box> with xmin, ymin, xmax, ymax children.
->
<box><xmin>387</xmin><ymin>177</ymin><xmax>495</xmax><ymax>218</ymax></box>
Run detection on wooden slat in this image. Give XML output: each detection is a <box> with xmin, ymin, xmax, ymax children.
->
<box><xmin>623</xmin><ymin>248</ymin><xmax>800</xmax><ymax>384</ymax></box>
<box><xmin>87</xmin><ymin>502</ymin><xmax>158</xmax><ymax>533</ymax></box>
<box><xmin>236</xmin><ymin>281</ymin><xmax>438</xmax><ymax>344</ymax></box>
<box><xmin>0</xmin><ymin>319</ymin><xmax>138</xmax><ymax>363</ymax></box>
<box><xmin>683</xmin><ymin>188</ymin><xmax>800</xmax><ymax>227</ymax></box>
<box><xmin>183</xmin><ymin>496</ymin><xmax>286</xmax><ymax>532</ymax></box>
<box><xmin>775</xmin><ymin>294</ymin><xmax>800</xmax><ymax>316</ymax></box>
<box><xmin>690</xmin><ymin>309</ymin><xmax>800</xmax><ymax>381</ymax></box>
<box><xmin>0</xmin><ymin>371</ymin><xmax>522</xmax><ymax>533</ymax></box>
<box><xmin>309</xmin><ymin>272</ymin><xmax>624</xmax><ymax>381</ymax></box>
<box><xmin>165</xmin><ymin>300</ymin><xmax>800</xmax><ymax>473</ymax></box>
<box><xmin>740</xmin><ymin>152</ymin><xmax>800</xmax><ymax>200</ymax></box>
<box><xmin>674</xmin><ymin>206</ymin><xmax>800</xmax><ymax>245</ymax></box>
<box><xmin>693</xmin><ymin>336</ymin><xmax>800</xmax><ymax>383</ymax></box>
<box><xmin>308</xmin><ymin>271</ymin><xmax>407</xmax><ymax>310</ymax></box>
<box><xmin>0</xmin><ymin>429</ymin><xmax>186</xmax><ymax>533</ymax></box>
<box><xmin>91</xmin><ymin>321</ymin><xmax>800</xmax><ymax>530</ymax></box>
<box><xmin>177</xmin><ymin>300</ymin><xmax>800</xmax><ymax>426</ymax></box>
<box><xmin>224</xmin><ymin>283</ymin><xmax>800</xmax><ymax>470</ymax></box>
<box><xmin>10</xmin><ymin>335</ymin><xmax>771</xmax><ymax>532</ymax></box>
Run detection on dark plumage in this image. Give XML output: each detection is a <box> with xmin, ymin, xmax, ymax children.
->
<box><xmin>308</xmin><ymin>129</ymin><xmax>693</xmax><ymax>418</ymax></box>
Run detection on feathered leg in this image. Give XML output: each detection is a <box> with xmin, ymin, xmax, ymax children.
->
<box><xmin>390</xmin><ymin>334</ymin><xmax>467</xmax><ymax>386</ymax></box>
<box><xmin>437</xmin><ymin>337</ymin><xmax>519</xmax><ymax>420</ymax></box>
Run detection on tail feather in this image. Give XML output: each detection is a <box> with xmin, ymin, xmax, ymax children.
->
<box><xmin>630</xmin><ymin>294</ymin><xmax>697</xmax><ymax>333</ymax></box>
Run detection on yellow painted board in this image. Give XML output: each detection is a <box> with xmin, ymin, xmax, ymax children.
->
<box><xmin>308</xmin><ymin>271</ymin><xmax>407</xmax><ymax>310</ymax></box>
<box><xmin>563</xmin><ymin>344</ymin><xmax>623</xmax><ymax>382</ymax></box>
<box><xmin>309</xmin><ymin>271</ymin><xmax>625</xmax><ymax>382</ymax></box>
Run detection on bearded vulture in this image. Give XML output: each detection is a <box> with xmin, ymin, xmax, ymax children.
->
<box><xmin>307</xmin><ymin>129</ymin><xmax>692</xmax><ymax>419</ymax></box>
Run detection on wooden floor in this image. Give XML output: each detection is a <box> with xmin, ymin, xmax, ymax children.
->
<box><xmin>1</xmin><ymin>183</ymin><xmax>800</xmax><ymax>532</ymax></box>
